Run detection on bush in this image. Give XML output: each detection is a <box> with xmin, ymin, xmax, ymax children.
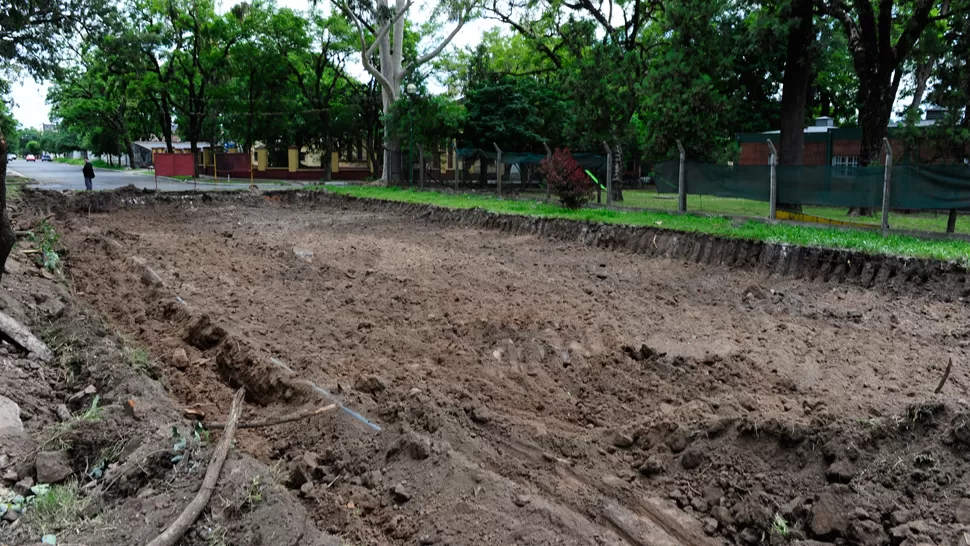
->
<box><xmin>539</xmin><ymin>148</ymin><xmax>594</xmax><ymax>209</ymax></box>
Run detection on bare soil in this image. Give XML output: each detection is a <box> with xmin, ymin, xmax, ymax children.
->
<box><xmin>41</xmin><ymin>192</ymin><xmax>970</xmax><ymax>545</ymax></box>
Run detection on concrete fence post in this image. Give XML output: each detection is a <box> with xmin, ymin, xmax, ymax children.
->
<box><xmin>542</xmin><ymin>142</ymin><xmax>552</xmax><ymax>202</ymax></box>
<box><xmin>766</xmin><ymin>139</ymin><xmax>778</xmax><ymax>220</ymax></box>
<box><xmin>603</xmin><ymin>141</ymin><xmax>613</xmax><ymax>207</ymax></box>
<box><xmin>454</xmin><ymin>143</ymin><xmax>460</xmax><ymax>190</ymax></box>
<box><xmin>676</xmin><ymin>140</ymin><xmax>686</xmax><ymax>213</ymax></box>
<box><xmin>881</xmin><ymin>137</ymin><xmax>892</xmax><ymax>237</ymax></box>
<box><xmin>418</xmin><ymin>145</ymin><xmax>425</xmax><ymax>189</ymax></box>
<box><xmin>493</xmin><ymin>143</ymin><xmax>503</xmax><ymax>197</ymax></box>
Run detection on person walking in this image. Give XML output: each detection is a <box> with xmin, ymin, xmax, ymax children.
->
<box><xmin>82</xmin><ymin>157</ymin><xmax>95</xmax><ymax>190</ymax></box>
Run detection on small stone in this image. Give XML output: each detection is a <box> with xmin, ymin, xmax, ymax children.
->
<box><xmin>638</xmin><ymin>456</ymin><xmax>665</xmax><ymax>476</ymax></box>
<box><xmin>811</xmin><ymin>489</ymin><xmax>850</xmax><ymax>538</ymax></box>
<box><xmin>847</xmin><ymin>519</ymin><xmax>884</xmax><ymax>546</ymax></box>
<box><xmin>0</xmin><ymin>395</ymin><xmax>23</xmax><ymax>435</ymax></box>
<box><xmin>691</xmin><ymin>496</ymin><xmax>709</xmax><ymax>513</ymax></box>
<box><xmin>470</xmin><ymin>406</ymin><xmax>493</xmax><ymax>424</ymax></box>
<box><xmin>55</xmin><ymin>404</ymin><xmax>72</xmax><ymax>422</ymax></box>
<box><xmin>2</xmin><ymin>509</ymin><xmax>18</xmax><ymax>522</ymax></box>
<box><xmin>354</xmin><ymin>374</ymin><xmax>386</xmax><ymax>394</ymax></box>
<box><xmin>299</xmin><ymin>482</ymin><xmax>314</xmax><ymax>496</ymax></box>
<box><xmin>703</xmin><ymin>517</ymin><xmax>718</xmax><ymax>536</ymax></box>
<box><xmin>68</xmin><ymin>385</ymin><xmax>97</xmax><ymax>404</ymax></box>
<box><xmin>418</xmin><ymin>535</ymin><xmax>436</xmax><ymax>545</ymax></box>
<box><xmin>611</xmin><ymin>432</ymin><xmax>635</xmax><ymax>449</ymax></box>
<box><xmin>2</xmin><ymin>469</ymin><xmax>16</xmax><ymax>482</ymax></box>
<box><xmin>739</xmin><ymin>527</ymin><xmax>761</xmax><ymax>543</ymax></box>
<box><xmin>391</xmin><ymin>482</ymin><xmax>411</xmax><ymax>503</ymax></box>
<box><xmin>852</xmin><ymin>507</ymin><xmax>871</xmax><ymax>520</ymax></box>
<box><xmin>680</xmin><ymin>448</ymin><xmax>706</xmax><ymax>470</ymax></box>
<box><xmin>172</xmin><ymin>348</ymin><xmax>189</xmax><ymax>370</ymax></box>
<box><xmin>826</xmin><ymin>460</ymin><xmax>857</xmax><ymax>484</ymax></box>
<box><xmin>408</xmin><ymin>387</ymin><xmax>423</xmax><ymax>397</ymax></box>
<box><xmin>713</xmin><ymin>506</ymin><xmax>733</xmax><ymax>526</ymax></box>
<box><xmin>35</xmin><ymin>450</ymin><xmax>73</xmax><ymax>483</ymax></box>
<box><xmin>665</xmin><ymin>428</ymin><xmax>689</xmax><ymax>453</ymax></box>
<box><xmin>956</xmin><ymin>498</ymin><xmax>970</xmax><ymax>524</ymax></box>
<box><xmin>513</xmin><ymin>494</ymin><xmax>530</xmax><ymax>507</ymax></box>
<box><xmin>14</xmin><ymin>476</ymin><xmax>33</xmax><ymax>494</ymax></box>
<box><xmin>891</xmin><ymin>509</ymin><xmax>912</xmax><ymax>526</ymax></box>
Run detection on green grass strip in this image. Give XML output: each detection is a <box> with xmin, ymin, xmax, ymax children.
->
<box><xmin>54</xmin><ymin>157</ymin><xmax>126</xmax><ymax>170</ymax></box>
<box><xmin>319</xmin><ymin>186</ymin><xmax>970</xmax><ymax>263</ymax></box>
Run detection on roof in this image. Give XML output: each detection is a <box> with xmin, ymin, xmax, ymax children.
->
<box><xmin>133</xmin><ymin>141</ymin><xmax>212</xmax><ymax>150</ymax></box>
<box><xmin>762</xmin><ymin>126</ymin><xmax>835</xmax><ymax>135</ymax></box>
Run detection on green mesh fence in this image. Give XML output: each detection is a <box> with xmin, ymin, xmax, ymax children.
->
<box><xmin>653</xmin><ymin>160</ymin><xmax>970</xmax><ymax>210</ymax></box>
<box><xmin>456</xmin><ymin>148</ymin><xmax>607</xmax><ymax>171</ymax></box>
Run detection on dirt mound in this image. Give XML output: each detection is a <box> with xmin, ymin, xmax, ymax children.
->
<box><xmin>0</xmin><ymin>209</ymin><xmax>338</xmax><ymax>545</ymax></box>
<box><xmin>34</xmin><ymin>191</ymin><xmax>970</xmax><ymax>545</ymax></box>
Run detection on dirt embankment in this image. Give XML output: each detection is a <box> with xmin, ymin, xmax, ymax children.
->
<box><xmin>25</xmin><ymin>187</ymin><xmax>970</xmax><ymax>546</ymax></box>
<box><xmin>0</xmin><ymin>197</ymin><xmax>339</xmax><ymax>545</ymax></box>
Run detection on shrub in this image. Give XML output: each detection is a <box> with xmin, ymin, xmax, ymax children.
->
<box><xmin>540</xmin><ymin>148</ymin><xmax>593</xmax><ymax>209</ymax></box>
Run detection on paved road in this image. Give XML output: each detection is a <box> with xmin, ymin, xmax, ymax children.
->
<box><xmin>7</xmin><ymin>160</ymin><xmax>246</xmax><ymax>192</ymax></box>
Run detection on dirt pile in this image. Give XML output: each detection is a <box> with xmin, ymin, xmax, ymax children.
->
<box><xmin>25</xmin><ymin>188</ymin><xmax>970</xmax><ymax>545</ymax></box>
<box><xmin>0</xmin><ymin>205</ymin><xmax>339</xmax><ymax>545</ymax></box>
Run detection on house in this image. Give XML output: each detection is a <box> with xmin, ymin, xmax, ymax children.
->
<box><xmin>737</xmin><ymin>109</ymin><xmax>961</xmax><ymax>166</ymax></box>
<box><xmin>133</xmin><ymin>141</ymin><xmax>212</xmax><ymax>169</ymax></box>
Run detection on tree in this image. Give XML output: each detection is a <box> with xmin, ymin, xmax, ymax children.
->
<box><xmin>25</xmin><ymin>141</ymin><xmax>41</xmax><ymax>154</ymax></box>
<box><xmin>0</xmin><ymin>0</ymin><xmax>110</xmax><ymax>281</ymax></box>
<box><xmin>821</xmin><ymin>0</ymin><xmax>953</xmax><ymax>167</ymax></box>
<box><xmin>336</xmin><ymin>0</ymin><xmax>479</xmax><ymax>181</ymax></box>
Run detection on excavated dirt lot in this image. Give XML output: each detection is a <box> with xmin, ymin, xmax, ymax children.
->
<box><xmin>52</xmin><ymin>193</ymin><xmax>970</xmax><ymax>545</ymax></box>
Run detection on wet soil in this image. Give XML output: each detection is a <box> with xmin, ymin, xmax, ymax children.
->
<box><xmin>51</xmin><ymin>193</ymin><xmax>970</xmax><ymax>545</ymax></box>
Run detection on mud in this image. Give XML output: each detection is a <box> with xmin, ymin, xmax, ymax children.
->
<box><xmin>38</xmin><ymin>188</ymin><xmax>970</xmax><ymax>545</ymax></box>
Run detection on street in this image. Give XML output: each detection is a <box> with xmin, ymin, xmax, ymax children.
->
<box><xmin>7</xmin><ymin>160</ymin><xmax>247</xmax><ymax>192</ymax></box>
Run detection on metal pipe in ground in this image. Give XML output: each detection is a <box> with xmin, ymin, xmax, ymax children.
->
<box><xmin>676</xmin><ymin>140</ymin><xmax>686</xmax><ymax>213</ymax></box>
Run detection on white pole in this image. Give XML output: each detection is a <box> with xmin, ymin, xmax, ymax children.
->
<box><xmin>767</xmin><ymin>139</ymin><xmax>778</xmax><ymax>220</ymax></box>
<box><xmin>881</xmin><ymin>137</ymin><xmax>893</xmax><ymax>237</ymax></box>
<box><xmin>676</xmin><ymin>140</ymin><xmax>686</xmax><ymax>213</ymax></box>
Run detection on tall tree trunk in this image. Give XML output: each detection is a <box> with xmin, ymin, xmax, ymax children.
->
<box><xmin>777</xmin><ymin>0</ymin><xmax>814</xmax><ymax>213</ymax></box>
<box><xmin>611</xmin><ymin>140</ymin><xmax>624</xmax><ymax>202</ymax></box>
<box><xmin>0</xmin><ymin>134</ymin><xmax>16</xmax><ymax>285</ymax></box>
<box><xmin>910</xmin><ymin>62</ymin><xmax>933</xmax><ymax>112</ymax></box>
<box><xmin>125</xmin><ymin>138</ymin><xmax>136</xmax><ymax>169</ymax></box>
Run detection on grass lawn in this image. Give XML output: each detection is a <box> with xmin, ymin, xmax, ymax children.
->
<box><xmin>620</xmin><ymin>190</ymin><xmax>969</xmax><ymax>234</ymax></box>
<box><xmin>54</xmin><ymin>158</ymin><xmax>126</xmax><ymax>170</ymax></box>
<box><xmin>320</xmin><ymin>185</ymin><xmax>970</xmax><ymax>263</ymax></box>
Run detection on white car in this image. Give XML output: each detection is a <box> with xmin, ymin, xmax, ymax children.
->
<box><xmin>6</xmin><ymin>154</ymin><xmax>15</xmax><ymax>162</ymax></box>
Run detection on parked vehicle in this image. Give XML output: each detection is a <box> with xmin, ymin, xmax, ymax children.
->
<box><xmin>6</xmin><ymin>154</ymin><xmax>15</xmax><ymax>162</ymax></box>
<box><xmin>25</xmin><ymin>154</ymin><xmax>36</xmax><ymax>162</ymax></box>
<box><xmin>41</xmin><ymin>154</ymin><xmax>52</xmax><ymax>162</ymax></box>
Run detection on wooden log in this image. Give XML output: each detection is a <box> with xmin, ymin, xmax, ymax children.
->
<box><xmin>0</xmin><ymin>309</ymin><xmax>52</xmax><ymax>362</ymax></box>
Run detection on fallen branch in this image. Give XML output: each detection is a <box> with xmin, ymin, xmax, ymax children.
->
<box><xmin>0</xmin><ymin>309</ymin><xmax>53</xmax><ymax>362</ymax></box>
<box><xmin>146</xmin><ymin>388</ymin><xmax>245</xmax><ymax>546</ymax></box>
<box><xmin>207</xmin><ymin>403</ymin><xmax>337</xmax><ymax>430</ymax></box>
<box><xmin>935</xmin><ymin>358</ymin><xmax>953</xmax><ymax>394</ymax></box>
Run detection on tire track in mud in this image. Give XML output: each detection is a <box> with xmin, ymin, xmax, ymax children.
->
<box><xmin>87</xmin><ymin>229</ymin><xmax>714</xmax><ymax>546</ymax></box>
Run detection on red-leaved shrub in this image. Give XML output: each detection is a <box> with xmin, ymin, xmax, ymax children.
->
<box><xmin>539</xmin><ymin>148</ymin><xmax>593</xmax><ymax>209</ymax></box>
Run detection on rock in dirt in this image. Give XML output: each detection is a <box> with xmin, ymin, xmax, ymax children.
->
<box><xmin>638</xmin><ymin>456</ymin><xmax>665</xmax><ymax>476</ymax></box>
<box><xmin>739</xmin><ymin>527</ymin><xmax>761</xmax><ymax>544</ymax></box>
<box><xmin>891</xmin><ymin>509</ymin><xmax>912</xmax><ymax>525</ymax></box>
<box><xmin>955</xmin><ymin>498</ymin><xmax>970</xmax><ymax>524</ymax></box>
<box><xmin>811</xmin><ymin>487</ymin><xmax>851</xmax><ymax>538</ymax></box>
<box><xmin>172</xmin><ymin>348</ymin><xmax>189</xmax><ymax>369</ymax></box>
<box><xmin>35</xmin><ymin>450</ymin><xmax>73</xmax><ymax>484</ymax></box>
<box><xmin>703</xmin><ymin>517</ymin><xmax>718</xmax><ymax>536</ymax></box>
<box><xmin>54</xmin><ymin>404</ymin><xmax>72</xmax><ymax>422</ymax></box>
<box><xmin>680</xmin><ymin>447</ymin><xmax>706</xmax><ymax>470</ymax></box>
<box><xmin>67</xmin><ymin>384</ymin><xmax>97</xmax><ymax>404</ymax></box>
<box><xmin>665</xmin><ymin>428</ymin><xmax>689</xmax><ymax>453</ymax></box>
<box><xmin>825</xmin><ymin>460</ymin><xmax>857</xmax><ymax>484</ymax></box>
<box><xmin>514</xmin><ymin>494</ymin><xmax>530</xmax><ymax>507</ymax></box>
<box><xmin>14</xmin><ymin>476</ymin><xmax>34</xmax><ymax>494</ymax></box>
<box><xmin>390</xmin><ymin>432</ymin><xmax>431</xmax><ymax>460</ymax></box>
<box><xmin>610</xmin><ymin>431</ymin><xmax>635</xmax><ymax>448</ymax></box>
<box><xmin>847</xmin><ymin>518</ymin><xmax>884</xmax><ymax>546</ymax></box>
<box><xmin>469</xmin><ymin>405</ymin><xmax>493</xmax><ymax>424</ymax></box>
<box><xmin>391</xmin><ymin>482</ymin><xmax>411</xmax><ymax>503</ymax></box>
<box><xmin>0</xmin><ymin>395</ymin><xmax>23</xmax><ymax>435</ymax></box>
<box><xmin>354</xmin><ymin>374</ymin><xmax>387</xmax><ymax>394</ymax></box>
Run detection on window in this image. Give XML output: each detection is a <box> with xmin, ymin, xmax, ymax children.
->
<box><xmin>832</xmin><ymin>156</ymin><xmax>858</xmax><ymax>167</ymax></box>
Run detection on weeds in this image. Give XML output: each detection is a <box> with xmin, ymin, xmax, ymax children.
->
<box><xmin>39</xmin><ymin>396</ymin><xmax>106</xmax><ymax>451</ymax></box>
<box><xmin>770</xmin><ymin>513</ymin><xmax>790</xmax><ymax>539</ymax></box>
<box><xmin>27</xmin><ymin>220</ymin><xmax>62</xmax><ymax>272</ymax></box>
<box><xmin>242</xmin><ymin>477</ymin><xmax>264</xmax><ymax>511</ymax></box>
<box><xmin>25</xmin><ymin>482</ymin><xmax>89</xmax><ymax>535</ymax></box>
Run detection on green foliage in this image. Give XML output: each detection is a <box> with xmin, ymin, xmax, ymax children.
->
<box><xmin>461</xmin><ymin>75</ymin><xmax>558</xmax><ymax>151</ymax></box>
<box><xmin>28</xmin><ymin>220</ymin><xmax>61</xmax><ymax>272</ymax></box>
<box><xmin>386</xmin><ymin>93</ymin><xmax>465</xmax><ymax>153</ymax></box>
<box><xmin>324</xmin><ymin>185</ymin><xmax>970</xmax><ymax>262</ymax></box>
<box><xmin>27</xmin><ymin>482</ymin><xmax>87</xmax><ymax>535</ymax></box>
<box><xmin>25</xmin><ymin>141</ymin><xmax>41</xmax><ymax>154</ymax></box>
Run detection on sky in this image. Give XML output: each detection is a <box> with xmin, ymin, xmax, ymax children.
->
<box><xmin>10</xmin><ymin>0</ymin><xmax>497</xmax><ymax>130</ymax></box>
